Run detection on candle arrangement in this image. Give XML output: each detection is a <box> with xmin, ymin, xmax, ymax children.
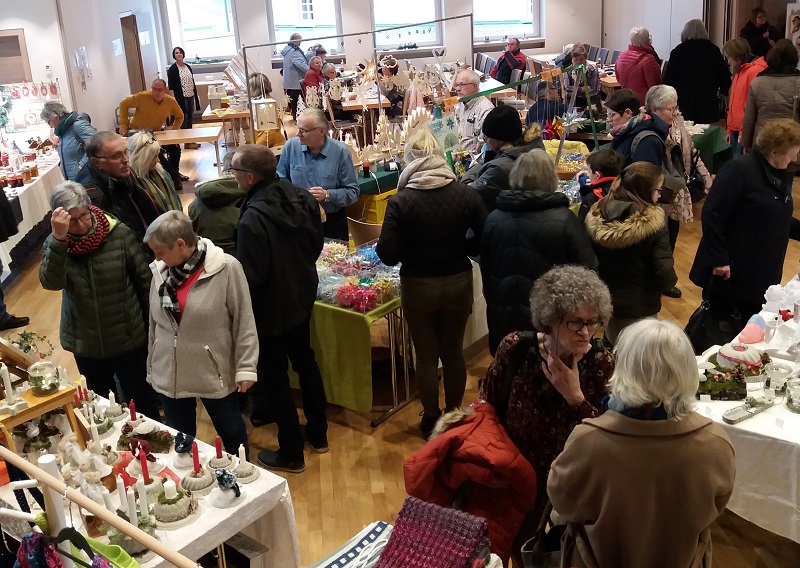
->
<box><xmin>233</xmin><ymin>443</ymin><xmax>259</xmax><ymax>484</ymax></box>
<box><xmin>153</xmin><ymin>478</ymin><xmax>199</xmax><ymax>528</ymax></box>
<box><xmin>0</xmin><ymin>362</ymin><xmax>28</xmax><ymax>416</ymax></box>
<box><xmin>209</xmin><ymin>467</ymin><xmax>245</xmax><ymax>509</ymax></box>
<box><xmin>206</xmin><ymin>436</ymin><xmax>233</xmax><ymax>471</ymax></box>
<box><xmin>180</xmin><ymin>440</ymin><xmax>214</xmax><ymax>496</ymax></box>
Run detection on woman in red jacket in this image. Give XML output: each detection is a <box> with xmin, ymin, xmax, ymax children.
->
<box><xmin>723</xmin><ymin>37</ymin><xmax>767</xmax><ymax>157</ymax></box>
<box><xmin>615</xmin><ymin>26</ymin><xmax>662</xmax><ymax>103</ymax></box>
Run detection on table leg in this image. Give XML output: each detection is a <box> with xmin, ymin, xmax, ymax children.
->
<box><xmin>371</xmin><ymin>309</ymin><xmax>417</xmax><ymax>428</ymax></box>
<box><xmin>0</xmin><ymin>423</ymin><xmax>14</xmax><ymax>454</ymax></box>
<box><xmin>65</xmin><ymin>403</ymin><xmax>86</xmax><ymax>449</ymax></box>
<box><xmin>215</xmin><ymin>139</ymin><xmax>222</xmax><ymax>176</ymax></box>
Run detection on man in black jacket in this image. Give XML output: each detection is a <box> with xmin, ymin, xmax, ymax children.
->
<box><xmin>490</xmin><ymin>38</ymin><xmax>526</xmax><ymax>84</ymax></box>
<box><xmin>234</xmin><ymin>144</ymin><xmax>327</xmax><ymax>474</ymax></box>
<box><xmin>0</xmin><ymin>190</ymin><xmax>28</xmax><ymax>330</ymax></box>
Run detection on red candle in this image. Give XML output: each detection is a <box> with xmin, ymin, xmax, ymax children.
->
<box><xmin>129</xmin><ymin>400</ymin><xmax>137</xmax><ymax>421</ymax></box>
<box><xmin>83</xmin><ymin>386</ymin><xmax>89</xmax><ymax>402</ymax></box>
<box><xmin>139</xmin><ymin>449</ymin><xmax>150</xmax><ymax>484</ymax></box>
<box><xmin>73</xmin><ymin>392</ymin><xmax>80</xmax><ymax>407</ymax></box>
<box><xmin>215</xmin><ymin>436</ymin><xmax>222</xmax><ymax>459</ymax></box>
<box><xmin>192</xmin><ymin>441</ymin><xmax>200</xmax><ymax>474</ymax></box>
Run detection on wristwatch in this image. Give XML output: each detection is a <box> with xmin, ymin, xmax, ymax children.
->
<box><xmin>324</xmin><ymin>190</ymin><xmax>330</xmax><ymax>202</ymax></box>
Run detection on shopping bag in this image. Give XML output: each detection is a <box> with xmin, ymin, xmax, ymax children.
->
<box><xmin>520</xmin><ymin>502</ymin><xmax>564</xmax><ymax>568</ymax></box>
<box><xmin>684</xmin><ymin>298</ymin><xmax>742</xmax><ymax>355</ymax></box>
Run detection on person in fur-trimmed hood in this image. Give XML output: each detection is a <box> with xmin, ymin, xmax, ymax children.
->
<box><xmin>585</xmin><ymin>162</ymin><xmax>677</xmax><ymax>344</ymax></box>
<box><xmin>403</xmin><ymin>401</ymin><xmax>537</xmax><ymax>564</ymax></box>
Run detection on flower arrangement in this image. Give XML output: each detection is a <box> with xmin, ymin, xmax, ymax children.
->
<box><xmin>7</xmin><ymin>331</ymin><xmax>53</xmax><ymax>359</ymax></box>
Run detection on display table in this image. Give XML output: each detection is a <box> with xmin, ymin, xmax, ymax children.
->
<box><xmin>201</xmin><ymin>105</ymin><xmax>252</xmax><ymax>148</ymax></box>
<box><xmin>357</xmin><ymin>169</ymin><xmax>398</xmax><ymax>195</ymax></box>
<box><xmin>691</xmin><ymin>125</ymin><xmax>732</xmax><ymax>175</ymax></box>
<box><xmin>0</xmin><ymin>158</ymin><xmax>63</xmax><ymax>281</ymax></box>
<box><xmin>155</xmin><ymin>126</ymin><xmax>224</xmax><ymax>175</ymax></box>
<box><xmin>478</xmin><ymin>77</ymin><xmax>516</xmax><ymax>99</ymax></box>
<box><xmin>0</xmin><ymin>400</ymin><xmax>301</xmax><ymax>567</ymax></box>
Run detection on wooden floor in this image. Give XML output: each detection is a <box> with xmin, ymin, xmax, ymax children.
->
<box><xmin>6</xmin><ymin>138</ymin><xmax>800</xmax><ymax>567</ymax></box>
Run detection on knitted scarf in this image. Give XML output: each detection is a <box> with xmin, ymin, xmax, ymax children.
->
<box><xmin>398</xmin><ymin>155</ymin><xmax>456</xmax><ymax>191</ymax></box>
<box><xmin>67</xmin><ymin>206</ymin><xmax>110</xmax><ymax>255</ymax></box>
<box><xmin>609</xmin><ymin>109</ymin><xmax>650</xmax><ymax>138</ymax></box>
<box><xmin>602</xmin><ymin>394</ymin><xmax>668</xmax><ymax>420</ymax></box>
<box><xmin>141</xmin><ymin>167</ymin><xmax>182</xmax><ymax>213</ymax></box>
<box><xmin>159</xmin><ymin>239</ymin><xmax>206</xmax><ymax>314</ymax></box>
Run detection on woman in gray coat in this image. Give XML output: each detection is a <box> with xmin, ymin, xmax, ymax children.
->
<box><xmin>40</xmin><ymin>102</ymin><xmax>96</xmax><ymax>184</ymax></box>
<box><xmin>39</xmin><ymin>181</ymin><xmax>159</xmax><ymax>417</ymax></box>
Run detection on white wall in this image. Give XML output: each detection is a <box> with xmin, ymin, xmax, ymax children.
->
<box><xmin>0</xmin><ymin>0</ymin><xmax>73</xmax><ymax>108</ymax></box>
<box><xmin>603</xmin><ymin>0</ymin><xmax>705</xmax><ymax>57</ymax></box>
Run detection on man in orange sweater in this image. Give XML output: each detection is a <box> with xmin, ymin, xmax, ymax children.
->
<box><xmin>723</xmin><ymin>37</ymin><xmax>767</xmax><ymax>157</ymax></box>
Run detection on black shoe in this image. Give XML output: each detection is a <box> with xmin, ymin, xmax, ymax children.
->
<box><xmin>179</xmin><ymin>173</ymin><xmax>189</xmax><ymax>181</ymax></box>
<box><xmin>0</xmin><ymin>315</ymin><xmax>29</xmax><ymax>331</ymax></box>
<box><xmin>663</xmin><ymin>286</ymin><xmax>682</xmax><ymax>299</ymax></box>
<box><xmin>300</xmin><ymin>426</ymin><xmax>329</xmax><ymax>454</ymax></box>
<box><xmin>420</xmin><ymin>410</ymin><xmax>442</xmax><ymax>438</ymax></box>
<box><xmin>249</xmin><ymin>412</ymin><xmax>276</xmax><ymax>427</ymax></box>
<box><xmin>257</xmin><ymin>450</ymin><xmax>305</xmax><ymax>473</ymax></box>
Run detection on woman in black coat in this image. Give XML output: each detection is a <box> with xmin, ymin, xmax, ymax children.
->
<box><xmin>740</xmin><ymin>7</ymin><xmax>780</xmax><ymax>58</ymax></box>
<box><xmin>481</xmin><ymin>149</ymin><xmax>597</xmax><ymax>355</ymax></box>
<box><xmin>663</xmin><ymin>19</ymin><xmax>731</xmax><ymax>124</ymax></box>
<box><xmin>167</xmin><ymin>47</ymin><xmax>200</xmax><ymax>134</ymax></box>
<box><xmin>690</xmin><ymin>118</ymin><xmax>800</xmax><ymax>326</ymax></box>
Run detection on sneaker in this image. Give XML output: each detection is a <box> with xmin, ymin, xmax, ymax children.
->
<box><xmin>257</xmin><ymin>450</ymin><xmax>305</xmax><ymax>473</ymax></box>
<box><xmin>419</xmin><ymin>410</ymin><xmax>442</xmax><ymax>438</ymax></box>
<box><xmin>0</xmin><ymin>315</ymin><xmax>29</xmax><ymax>331</ymax></box>
<box><xmin>300</xmin><ymin>426</ymin><xmax>329</xmax><ymax>454</ymax></box>
<box><xmin>663</xmin><ymin>286</ymin><xmax>682</xmax><ymax>299</ymax></box>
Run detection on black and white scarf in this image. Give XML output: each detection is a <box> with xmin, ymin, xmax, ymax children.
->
<box><xmin>159</xmin><ymin>239</ymin><xmax>207</xmax><ymax>314</ymax></box>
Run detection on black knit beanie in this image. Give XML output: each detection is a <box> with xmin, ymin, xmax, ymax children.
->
<box><xmin>481</xmin><ymin>105</ymin><xmax>523</xmax><ymax>142</ymax></box>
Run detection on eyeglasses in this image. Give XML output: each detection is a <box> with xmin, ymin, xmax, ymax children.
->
<box><xmin>563</xmin><ymin>320</ymin><xmax>603</xmax><ymax>332</ymax></box>
<box><xmin>96</xmin><ymin>152</ymin><xmax>129</xmax><ymax>162</ymax></box>
<box><xmin>69</xmin><ymin>212</ymin><xmax>92</xmax><ymax>226</ymax></box>
<box><xmin>229</xmin><ymin>167</ymin><xmax>252</xmax><ymax>174</ymax></box>
<box><xmin>297</xmin><ymin>126</ymin><xmax>321</xmax><ymax>135</ymax></box>
<box><xmin>453</xmin><ymin>82</ymin><xmax>477</xmax><ymax>88</ymax></box>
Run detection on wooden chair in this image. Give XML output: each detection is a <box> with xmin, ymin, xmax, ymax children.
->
<box><xmin>587</xmin><ymin>45</ymin><xmax>599</xmax><ymax>62</ymax></box>
<box><xmin>388</xmin><ymin>89</ymin><xmax>410</xmax><ymax>125</ymax></box>
<box><xmin>597</xmin><ymin>48</ymin><xmax>610</xmax><ymax>65</ymax></box>
<box><xmin>347</xmin><ymin>218</ymin><xmax>382</xmax><ymax>247</ymax></box>
<box><xmin>324</xmin><ymin>96</ymin><xmax>364</xmax><ymax>147</ymax></box>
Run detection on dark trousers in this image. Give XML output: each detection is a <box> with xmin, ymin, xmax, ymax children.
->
<box><xmin>158</xmin><ymin>391</ymin><xmax>248</xmax><ymax>457</ymax></box>
<box><xmin>74</xmin><ymin>346</ymin><xmax>160</xmax><ymax>419</ymax></box>
<box><xmin>323</xmin><ymin>208</ymin><xmax>348</xmax><ymax>241</ymax></box>
<box><xmin>250</xmin><ymin>317</ymin><xmax>328</xmax><ymax>462</ymax></box>
<box><xmin>0</xmin><ymin>259</ymin><xmax>11</xmax><ymax>325</ymax></box>
<box><xmin>162</xmin><ymin>144</ymin><xmax>182</xmax><ymax>182</ymax></box>
<box><xmin>286</xmin><ymin>89</ymin><xmax>301</xmax><ymax>120</ymax></box>
<box><xmin>667</xmin><ymin>217</ymin><xmax>680</xmax><ymax>251</ymax></box>
<box><xmin>401</xmin><ymin>270</ymin><xmax>473</xmax><ymax>416</ymax></box>
<box><xmin>178</xmin><ymin>98</ymin><xmax>194</xmax><ymax>129</ymax></box>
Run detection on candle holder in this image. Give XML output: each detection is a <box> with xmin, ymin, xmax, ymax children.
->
<box><xmin>27</xmin><ymin>361</ymin><xmax>61</xmax><ymax>397</ymax></box>
<box><xmin>0</xmin><ymin>362</ymin><xmax>28</xmax><ymax>416</ymax></box>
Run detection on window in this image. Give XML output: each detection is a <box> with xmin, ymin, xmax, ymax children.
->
<box><xmin>473</xmin><ymin>0</ymin><xmax>541</xmax><ymax>43</ymax></box>
<box><xmin>166</xmin><ymin>0</ymin><xmax>237</xmax><ymax>59</ymax></box>
<box><xmin>372</xmin><ymin>0</ymin><xmax>442</xmax><ymax>50</ymax></box>
<box><xmin>269</xmin><ymin>0</ymin><xmax>342</xmax><ymax>56</ymax></box>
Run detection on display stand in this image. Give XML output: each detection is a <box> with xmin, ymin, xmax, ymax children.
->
<box><xmin>0</xmin><ymin>384</ymin><xmax>86</xmax><ymax>451</ymax></box>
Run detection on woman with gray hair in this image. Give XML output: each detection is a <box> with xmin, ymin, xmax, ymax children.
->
<box><xmin>40</xmin><ymin>101</ymin><xmax>96</xmax><ymax>183</ymax></box>
<box><xmin>377</xmin><ymin>127</ymin><xmax>487</xmax><ymax>436</ymax></box>
<box><xmin>663</xmin><ymin>19</ymin><xmax>731</xmax><ymax>123</ymax></box>
<box><xmin>126</xmin><ymin>132</ymin><xmax>182</xmax><ymax>213</ymax></box>
<box><xmin>548</xmin><ymin>319</ymin><xmax>735</xmax><ymax>568</ymax></box>
<box><xmin>39</xmin><ymin>180</ymin><xmax>159</xmax><ymax>417</ymax></box>
<box><xmin>481</xmin><ymin>149</ymin><xmax>597</xmax><ymax>355</ymax></box>
<box><xmin>479</xmin><ymin>265</ymin><xmax>615</xmax><ymax>561</ymax></box>
<box><xmin>614</xmin><ymin>26</ymin><xmax>662</xmax><ymax>103</ymax></box>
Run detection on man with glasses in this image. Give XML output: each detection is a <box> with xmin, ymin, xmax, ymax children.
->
<box><xmin>276</xmin><ymin>108</ymin><xmax>359</xmax><ymax>240</ymax></box>
<box><xmin>119</xmin><ymin>79</ymin><xmax>186</xmax><ymax>187</ymax></box>
<box><xmin>490</xmin><ymin>37</ymin><xmax>526</xmax><ymax>84</ymax></box>
<box><xmin>234</xmin><ymin>144</ymin><xmax>327</xmax><ymax>473</ymax></box>
<box><xmin>83</xmin><ymin>131</ymin><xmax>159</xmax><ymax>249</ymax></box>
<box><xmin>454</xmin><ymin>69</ymin><xmax>494</xmax><ymax>156</ymax></box>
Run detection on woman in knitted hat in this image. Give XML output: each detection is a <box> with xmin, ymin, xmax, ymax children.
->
<box><xmin>376</xmin><ymin>127</ymin><xmax>487</xmax><ymax>436</ymax></box>
<box><xmin>461</xmin><ymin>105</ymin><xmax>544</xmax><ymax>212</ymax></box>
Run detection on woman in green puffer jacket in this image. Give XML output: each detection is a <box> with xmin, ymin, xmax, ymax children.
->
<box><xmin>40</xmin><ymin>181</ymin><xmax>160</xmax><ymax>418</ymax></box>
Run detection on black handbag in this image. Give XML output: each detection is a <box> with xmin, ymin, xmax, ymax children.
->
<box><xmin>521</xmin><ymin>501</ymin><xmax>564</xmax><ymax>568</ymax></box>
<box><xmin>687</xmin><ymin>149</ymin><xmax>707</xmax><ymax>203</ymax></box>
<box><xmin>684</xmin><ymin>279</ymin><xmax>742</xmax><ymax>355</ymax></box>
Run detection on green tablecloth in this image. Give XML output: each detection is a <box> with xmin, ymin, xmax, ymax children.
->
<box><xmin>358</xmin><ymin>169</ymin><xmax>399</xmax><ymax>195</ymax></box>
<box><xmin>289</xmin><ymin>298</ymin><xmax>401</xmax><ymax>412</ymax></box>
<box><xmin>691</xmin><ymin>125</ymin><xmax>732</xmax><ymax>175</ymax></box>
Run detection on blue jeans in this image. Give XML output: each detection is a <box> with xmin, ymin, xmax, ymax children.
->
<box><xmin>730</xmin><ymin>130</ymin><xmax>742</xmax><ymax>158</ymax></box>
<box><xmin>158</xmin><ymin>390</ymin><xmax>248</xmax><ymax>457</ymax></box>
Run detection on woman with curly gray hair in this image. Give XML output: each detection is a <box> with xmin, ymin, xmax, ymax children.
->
<box><xmin>478</xmin><ymin>265</ymin><xmax>615</xmax><ymax>561</ymax></box>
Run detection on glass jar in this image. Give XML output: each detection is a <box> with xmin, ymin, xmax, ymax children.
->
<box><xmin>27</xmin><ymin>360</ymin><xmax>60</xmax><ymax>396</ymax></box>
<box><xmin>30</xmin><ymin>164</ymin><xmax>39</xmax><ymax>177</ymax></box>
<box><xmin>20</xmin><ymin>167</ymin><xmax>31</xmax><ymax>184</ymax></box>
<box><xmin>765</xmin><ymin>363</ymin><xmax>793</xmax><ymax>391</ymax></box>
<box><xmin>786</xmin><ymin>378</ymin><xmax>800</xmax><ymax>413</ymax></box>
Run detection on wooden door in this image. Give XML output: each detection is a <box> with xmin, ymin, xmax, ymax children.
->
<box><xmin>0</xmin><ymin>29</ymin><xmax>32</xmax><ymax>84</ymax></box>
<box><xmin>120</xmin><ymin>15</ymin><xmax>145</xmax><ymax>94</ymax></box>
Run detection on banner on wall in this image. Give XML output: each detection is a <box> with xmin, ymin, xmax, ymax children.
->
<box><xmin>787</xmin><ymin>4</ymin><xmax>800</xmax><ymax>54</ymax></box>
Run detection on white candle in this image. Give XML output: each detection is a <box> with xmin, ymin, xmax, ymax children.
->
<box><xmin>238</xmin><ymin>444</ymin><xmax>247</xmax><ymax>465</ymax></box>
<box><xmin>126</xmin><ymin>488</ymin><xmax>137</xmax><ymax>525</ymax></box>
<box><xmin>116</xmin><ymin>475</ymin><xmax>126</xmax><ymax>510</ymax></box>
<box><xmin>102</xmin><ymin>488</ymin><xmax>114</xmax><ymax>513</ymax></box>
<box><xmin>163</xmin><ymin>479</ymin><xmax>178</xmax><ymax>500</ymax></box>
<box><xmin>136</xmin><ymin>479</ymin><xmax>149</xmax><ymax>515</ymax></box>
<box><xmin>1</xmin><ymin>363</ymin><xmax>14</xmax><ymax>402</ymax></box>
<box><xmin>108</xmin><ymin>390</ymin><xmax>116</xmax><ymax>407</ymax></box>
<box><xmin>90</xmin><ymin>421</ymin><xmax>99</xmax><ymax>442</ymax></box>
<box><xmin>58</xmin><ymin>366</ymin><xmax>68</xmax><ymax>387</ymax></box>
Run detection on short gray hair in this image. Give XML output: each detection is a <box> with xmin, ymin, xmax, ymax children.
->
<box><xmin>529</xmin><ymin>266</ymin><xmax>613</xmax><ymax>332</ymax></box>
<box><xmin>85</xmin><ymin>131</ymin><xmax>121</xmax><ymax>160</ymax></box>
<box><xmin>40</xmin><ymin>102</ymin><xmax>67</xmax><ymax>122</ymax></box>
<box><xmin>629</xmin><ymin>27</ymin><xmax>650</xmax><ymax>47</ymax></box>
<box><xmin>233</xmin><ymin>144</ymin><xmax>277</xmax><ymax>181</ymax></box>
<box><xmin>457</xmin><ymin>69</ymin><xmax>481</xmax><ymax>85</ymax></box>
<box><xmin>508</xmin><ymin>149</ymin><xmax>559</xmax><ymax>193</ymax></box>
<box><xmin>300</xmin><ymin>107</ymin><xmax>329</xmax><ymax>129</ymax></box>
<box><xmin>610</xmin><ymin>319</ymin><xmax>698</xmax><ymax>419</ymax></box>
<box><xmin>309</xmin><ymin>56</ymin><xmax>322</xmax><ymax>67</ymax></box>
<box><xmin>645</xmin><ymin>84</ymin><xmax>678</xmax><ymax>113</ymax></box>
<box><xmin>322</xmin><ymin>63</ymin><xmax>336</xmax><ymax>75</ymax></box>
<box><xmin>290</xmin><ymin>33</ymin><xmax>302</xmax><ymax>41</ymax></box>
<box><xmin>51</xmin><ymin>181</ymin><xmax>90</xmax><ymax>211</ymax></box>
<box><xmin>681</xmin><ymin>19</ymin><xmax>708</xmax><ymax>42</ymax></box>
<box><xmin>144</xmin><ymin>210</ymin><xmax>198</xmax><ymax>247</ymax></box>
<box><xmin>126</xmin><ymin>132</ymin><xmax>161</xmax><ymax>178</ymax></box>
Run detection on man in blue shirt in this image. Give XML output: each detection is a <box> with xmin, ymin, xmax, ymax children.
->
<box><xmin>277</xmin><ymin>108</ymin><xmax>360</xmax><ymax>240</ymax></box>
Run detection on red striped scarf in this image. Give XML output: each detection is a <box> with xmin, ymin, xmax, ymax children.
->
<box><xmin>67</xmin><ymin>206</ymin><xmax>110</xmax><ymax>255</ymax></box>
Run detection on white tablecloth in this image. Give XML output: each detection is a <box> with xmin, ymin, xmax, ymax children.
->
<box><xmin>0</xmin><ymin>400</ymin><xmax>301</xmax><ymax>567</ymax></box>
<box><xmin>1</xmin><ymin>158</ymin><xmax>62</xmax><ymax>280</ymax></box>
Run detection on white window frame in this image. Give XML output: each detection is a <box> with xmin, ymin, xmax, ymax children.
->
<box><xmin>160</xmin><ymin>0</ymin><xmax>239</xmax><ymax>61</ymax></box>
<box><xmin>473</xmin><ymin>0</ymin><xmax>543</xmax><ymax>43</ymax></box>
<box><xmin>370</xmin><ymin>0</ymin><xmax>444</xmax><ymax>51</ymax></box>
<box><xmin>266</xmin><ymin>0</ymin><xmax>344</xmax><ymax>58</ymax></box>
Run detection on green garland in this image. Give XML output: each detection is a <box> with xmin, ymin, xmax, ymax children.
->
<box><xmin>0</xmin><ymin>94</ymin><xmax>10</xmax><ymax>130</ymax></box>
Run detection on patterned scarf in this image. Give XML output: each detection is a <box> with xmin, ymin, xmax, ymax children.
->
<box><xmin>609</xmin><ymin>109</ymin><xmax>649</xmax><ymax>138</ymax></box>
<box><xmin>159</xmin><ymin>239</ymin><xmax>206</xmax><ymax>314</ymax></box>
<box><xmin>67</xmin><ymin>206</ymin><xmax>110</xmax><ymax>255</ymax></box>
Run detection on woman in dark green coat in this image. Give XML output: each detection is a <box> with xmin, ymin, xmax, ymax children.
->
<box><xmin>40</xmin><ymin>181</ymin><xmax>159</xmax><ymax>418</ymax></box>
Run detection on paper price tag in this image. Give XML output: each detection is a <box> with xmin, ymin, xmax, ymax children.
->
<box><xmin>704</xmin><ymin>406</ymin><xmax>714</xmax><ymax>416</ymax></box>
<box><xmin>776</xmin><ymin>417</ymin><xmax>785</xmax><ymax>429</ymax></box>
<box><xmin>699</xmin><ymin>394</ymin><xmax>712</xmax><ymax>402</ymax></box>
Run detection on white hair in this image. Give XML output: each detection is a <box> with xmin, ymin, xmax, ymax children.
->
<box><xmin>300</xmin><ymin>107</ymin><xmax>329</xmax><ymax>129</ymax></box>
<box><xmin>144</xmin><ymin>210</ymin><xmax>198</xmax><ymax>247</ymax></box>
<box><xmin>681</xmin><ymin>19</ymin><xmax>709</xmax><ymax>42</ymax></box>
<box><xmin>609</xmin><ymin>319</ymin><xmax>698</xmax><ymax>419</ymax></box>
<box><xmin>645</xmin><ymin>84</ymin><xmax>678</xmax><ymax>113</ymax></box>
<box><xmin>458</xmin><ymin>69</ymin><xmax>481</xmax><ymax>85</ymax></box>
<box><xmin>629</xmin><ymin>27</ymin><xmax>650</xmax><ymax>47</ymax></box>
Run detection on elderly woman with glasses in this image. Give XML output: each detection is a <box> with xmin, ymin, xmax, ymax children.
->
<box><xmin>478</xmin><ymin>265</ymin><xmax>615</xmax><ymax>559</ymax></box>
<box><xmin>126</xmin><ymin>131</ymin><xmax>182</xmax><ymax>213</ymax></box>
<box><xmin>548</xmin><ymin>319</ymin><xmax>735</xmax><ymax>568</ymax></box>
<box><xmin>39</xmin><ymin>181</ymin><xmax>160</xmax><ymax>418</ymax></box>
<box><xmin>40</xmin><ymin>101</ymin><xmax>96</xmax><ymax>184</ymax></box>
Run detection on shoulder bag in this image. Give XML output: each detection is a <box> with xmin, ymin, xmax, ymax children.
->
<box><xmin>684</xmin><ymin>277</ymin><xmax>742</xmax><ymax>355</ymax></box>
<box><xmin>521</xmin><ymin>500</ymin><xmax>600</xmax><ymax>568</ymax></box>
